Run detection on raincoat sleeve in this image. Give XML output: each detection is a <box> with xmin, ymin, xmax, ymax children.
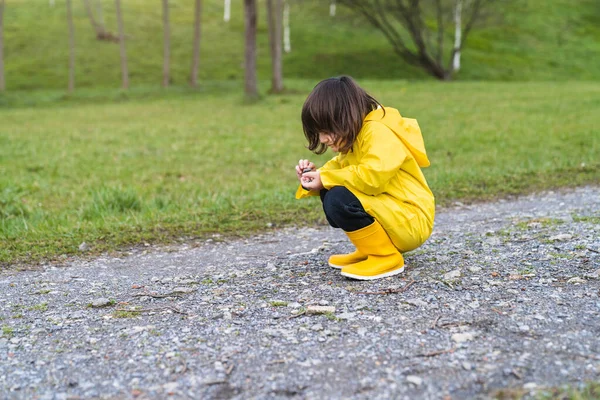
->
<box><xmin>319</xmin><ymin>122</ymin><xmax>407</xmax><ymax>196</ymax></box>
<box><xmin>295</xmin><ymin>155</ymin><xmax>342</xmax><ymax>199</ymax></box>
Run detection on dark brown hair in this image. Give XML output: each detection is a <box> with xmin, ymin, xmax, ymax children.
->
<box><xmin>301</xmin><ymin>76</ymin><xmax>382</xmax><ymax>154</ymax></box>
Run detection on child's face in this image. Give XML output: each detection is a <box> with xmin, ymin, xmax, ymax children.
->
<box><xmin>319</xmin><ymin>132</ymin><xmax>340</xmax><ymax>152</ymax></box>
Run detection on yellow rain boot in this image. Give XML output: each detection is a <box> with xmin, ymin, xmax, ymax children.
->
<box><xmin>340</xmin><ymin>221</ymin><xmax>404</xmax><ymax>280</ymax></box>
<box><xmin>328</xmin><ymin>250</ymin><xmax>367</xmax><ymax>269</ymax></box>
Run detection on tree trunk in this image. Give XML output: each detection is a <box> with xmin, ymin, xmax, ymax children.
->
<box><xmin>115</xmin><ymin>0</ymin><xmax>129</xmax><ymax>89</ymax></box>
<box><xmin>190</xmin><ymin>0</ymin><xmax>202</xmax><ymax>87</ymax></box>
<box><xmin>453</xmin><ymin>0</ymin><xmax>462</xmax><ymax>73</ymax></box>
<box><xmin>283</xmin><ymin>0</ymin><xmax>291</xmax><ymax>53</ymax></box>
<box><xmin>95</xmin><ymin>0</ymin><xmax>105</xmax><ymax>27</ymax></box>
<box><xmin>330</xmin><ymin>1</ymin><xmax>336</xmax><ymax>17</ymax></box>
<box><xmin>224</xmin><ymin>0</ymin><xmax>231</xmax><ymax>22</ymax></box>
<box><xmin>67</xmin><ymin>0</ymin><xmax>76</xmax><ymax>92</ymax></box>
<box><xmin>244</xmin><ymin>0</ymin><xmax>258</xmax><ymax>99</ymax></box>
<box><xmin>0</xmin><ymin>0</ymin><xmax>4</xmax><ymax>92</ymax></box>
<box><xmin>83</xmin><ymin>0</ymin><xmax>106</xmax><ymax>37</ymax></box>
<box><xmin>267</xmin><ymin>0</ymin><xmax>284</xmax><ymax>93</ymax></box>
<box><xmin>50</xmin><ymin>0</ymin><xmax>55</xmax><ymax>6</ymax></box>
<box><xmin>162</xmin><ymin>0</ymin><xmax>170</xmax><ymax>87</ymax></box>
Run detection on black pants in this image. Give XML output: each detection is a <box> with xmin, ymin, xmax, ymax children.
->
<box><xmin>320</xmin><ymin>187</ymin><xmax>374</xmax><ymax>232</ymax></box>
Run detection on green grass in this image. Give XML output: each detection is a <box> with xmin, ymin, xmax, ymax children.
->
<box><xmin>1</xmin><ymin>80</ymin><xmax>599</xmax><ymax>266</ymax></box>
<box><xmin>1</xmin><ymin>0</ymin><xmax>600</xmax><ymax>91</ymax></box>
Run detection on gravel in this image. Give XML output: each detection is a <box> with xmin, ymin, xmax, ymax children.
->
<box><xmin>1</xmin><ymin>186</ymin><xmax>599</xmax><ymax>399</ymax></box>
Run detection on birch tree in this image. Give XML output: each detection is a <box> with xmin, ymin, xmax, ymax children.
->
<box><xmin>162</xmin><ymin>0</ymin><xmax>171</xmax><ymax>87</ymax></box>
<box><xmin>67</xmin><ymin>0</ymin><xmax>76</xmax><ymax>92</ymax></box>
<box><xmin>267</xmin><ymin>0</ymin><xmax>284</xmax><ymax>93</ymax></box>
<box><xmin>224</xmin><ymin>0</ymin><xmax>231</xmax><ymax>22</ymax></box>
<box><xmin>190</xmin><ymin>0</ymin><xmax>202</xmax><ymax>87</ymax></box>
<box><xmin>244</xmin><ymin>0</ymin><xmax>258</xmax><ymax>99</ymax></box>
<box><xmin>453</xmin><ymin>0</ymin><xmax>462</xmax><ymax>71</ymax></box>
<box><xmin>339</xmin><ymin>0</ymin><xmax>503</xmax><ymax>80</ymax></box>
<box><xmin>0</xmin><ymin>0</ymin><xmax>5</xmax><ymax>92</ymax></box>
<box><xmin>83</xmin><ymin>0</ymin><xmax>106</xmax><ymax>38</ymax></box>
<box><xmin>115</xmin><ymin>0</ymin><xmax>129</xmax><ymax>89</ymax></box>
<box><xmin>283</xmin><ymin>0</ymin><xmax>291</xmax><ymax>53</ymax></box>
<box><xmin>330</xmin><ymin>1</ymin><xmax>336</xmax><ymax>17</ymax></box>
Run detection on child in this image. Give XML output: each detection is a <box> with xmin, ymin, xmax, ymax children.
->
<box><xmin>295</xmin><ymin>76</ymin><xmax>434</xmax><ymax>280</ymax></box>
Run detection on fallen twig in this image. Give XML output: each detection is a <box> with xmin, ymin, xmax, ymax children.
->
<box><xmin>431</xmin><ymin>315</ymin><xmax>442</xmax><ymax>329</ymax></box>
<box><xmin>115</xmin><ymin>306</ymin><xmax>188</xmax><ymax>315</ymax></box>
<box><xmin>226</xmin><ymin>364</ymin><xmax>235</xmax><ymax>375</ymax></box>
<box><xmin>357</xmin><ymin>279</ymin><xmax>416</xmax><ymax>295</ymax></box>
<box><xmin>132</xmin><ymin>289</ymin><xmax>197</xmax><ymax>299</ymax></box>
<box><xmin>588</xmin><ymin>247</ymin><xmax>600</xmax><ymax>254</ymax></box>
<box><xmin>415</xmin><ymin>348</ymin><xmax>455</xmax><ymax>358</ymax></box>
<box><xmin>288</xmin><ymin>310</ymin><xmax>306</xmax><ymax>319</ymax></box>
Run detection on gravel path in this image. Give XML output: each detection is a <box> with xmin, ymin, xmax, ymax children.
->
<box><xmin>1</xmin><ymin>186</ymin><xmax>599</xmax><ymax>400</ymax></box>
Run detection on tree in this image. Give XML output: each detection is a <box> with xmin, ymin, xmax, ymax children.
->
<box><xmin>224</xmin><ymin>0</ymin><xmax>231</xmax><ymax>22</ymax></box>
<box><xmin>190</xmin><ymin>0</ymin><xmax>202</xmax><ymax>87</ymax></box>
<box><xmin>244</xmin><ymin>0</ymin><xmax>258</xmax><ymax>99</ymax></box>
<box><xmin>162</xmin><ymin>0</ymin><xmax>170</xmax><ymax>87</ymax></box>
<box><xmin>115</xmin><ymin>0</ymin><xmax>129</xmax><ymax>89</ymax></box>
<box><xmin>283</xmin><ymin>0</ymin><xmax>291</xmax><ymax>53</ymax></box>
<box><xmin>0</xmin><ymin>0</ymin><xmax>4</xmax><ymax>92</ymax></box>
<box><xmin>66</xmin><ymin>0</ymin><xmax>76</xmax><ymax>92</ymax></box>
<box><xmin>339</xmin><ymin>0</ymin><xmax>499</xmax><ymax>80</ymax></box>
<box><xmin>266</xmin><ymin>0</ymin><xmax>284</xmax><ymax>93</ymax></box>
<box><xmin>83</xmin><ymin>0</ymin><xmax>105</xmax><ymax>38</ymax></box>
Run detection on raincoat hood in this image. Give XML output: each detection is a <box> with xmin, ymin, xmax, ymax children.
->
<box><xmin>364</xmin><ymin>107</ymin><xmax>430</xmax><ymax>168</ymax></box>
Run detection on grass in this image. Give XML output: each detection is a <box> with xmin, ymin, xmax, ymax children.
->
<box><xmin>0</xmin><ymin>80</ymin><xmax>599</xmax><ymax>266</ymax></box>
<box><xmin>1</xmin><ymin>0</ymin><xmax>600</xmax><ymax>91</ymax></box>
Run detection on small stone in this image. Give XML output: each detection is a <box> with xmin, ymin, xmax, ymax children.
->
<box><xmin>306</xmin><ymin>306</ymin><xmax>336</xmax><ymax>314</ymax></box>
<box><xmin>567</xmin><ymin>277</ymin><xmax>586</xmax><ymax>284</ymax></box>
<box><xmin>406</xmin><ymin>375</ymin><xmax>423</xmax><ymax>386</ymax></box>
<box><xmin>318</xmin><ymin>300</ymin><xmax>330</xmax><ymax>306</ymax></box>
<box><xmin>549</xmin><ymin>234</ymin><xmax>572</xmax><ymax>242</ymax></box>
<box><xmin>311</xmin><ymin>324</ymin><xmax>324</xmax><ymax>332</ymax></box>
<box><xmin>462</xmin><ymin>362</ymin><xmax>472</xmax><ymax>370</ymax></box>
<box><xmin>90</xmin><ymin>298</ymin><xmax>111</xmax><ymax>308</ymax></box>
<box><xmin>337</xmin><ymin>312</ymin><xmax>356</xmax><ymax>320</ymax></box>
<box><xmin>468</xmin><ymin>266</ymin><xmax>482</xmax><ymax>273</ymax></box>
<box><xmin>585</xmin><ymin>269</ymin><xmax>600</xmax><ymax>279</ymax></box>
<box><xmin>163</xmin><ymin>382</ymin><xmax>179</xmax><ymax>393</ymax></box>
<box><xmin>523</xmin><ymin>382</ymin><xmax>537</xmax><ymax>390</ymax></box>
<box><xmin>468</xmin><ymin>301</ymin><xmax>480</xmax><ymax>309</ymax></box>
<box><xmin>451</xmin><ymin>332</ymin><xmax>475</xmax><ymax>343</ymax></box>
<box><xmin>519</xmin><ymin>325</ymin><xmax>530</xmax><ymax>332</ymax></box>
<box><xmin>443</xmin><ymin>270</ymin><xmax>462</xmax><ymax>280</ymax></box>
<box><xmin>405</xmin><ymin>298</ymin><xmax>428</xmax><ymax>308</ymax></box>
<box><xmin>78</xmin><ymin>242</ymin><xmax>90</xmax><ymax>252</ymax></box>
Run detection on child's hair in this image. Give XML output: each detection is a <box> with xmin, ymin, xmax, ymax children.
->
<box><xmin>301</xmin><ymin>76</ymin><xmax>382</xmax><ymax>154</ymax></box>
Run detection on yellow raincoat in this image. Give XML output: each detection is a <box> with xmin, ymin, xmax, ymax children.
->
<box><xmin>296</xmin><ymin>107</ymin><xmax>435</xmax><ymax>252</ymax></box>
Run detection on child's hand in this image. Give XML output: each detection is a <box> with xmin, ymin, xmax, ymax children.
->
<box><xmin>300</xmin><ymin>170</ymin><xmax>324</xmax><ymax>191</ymax></box>
<box><xmin>295</xmin><ymin>159</ymin><xmax>315</xmax><ymax>181</ymax></box>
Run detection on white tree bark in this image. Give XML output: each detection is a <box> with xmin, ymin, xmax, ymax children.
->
<box><xmin>0</xmin><ymin>0</ymin><xmax>4</xmax><ymax>91</ymax></box>
<box><xmin>190</xmin><ymin>0</ymin><xmax>202</xmax><ymax>87</ymax></box>
<box><xmin>115</xmin><ymin>0</ymin><xmax>129</xmax><ymax>89</ymax></box>
<box><xmin>224</xmin><ymin>0</ymin><xmax>231</xmax><ymax>22</ymax></box>
<box><xmin>453</xmin><ymin>0</ymin><xmax>462</xmax><ymax>72</ymax></box>
<box><xmin>162</xmin><ymin>0</ymin><xmax>171</xmax><ymax>87</ymax></box>
<box><xmin>67</xmin><ymin>0</ymin><xmax>75</xmax><ymax>92</ymax></box>
<box><xmin>95</xmin><ymin>0</ymin><xmax>105</xmax><ymax>28</ymax></box>
<box><xmin>283</xmin><ymin>0</ymin><xmax>291</xmax><ymax>53</ymax></box>
<box><xmin>330</xmin><ymin>1</ymin><xmax>336</xmax><ymax>17</ymax></box>
<box><xmin>50</xmin><ymin>0</ymin><xmax>55</xmax><ymax>6</ymax></box>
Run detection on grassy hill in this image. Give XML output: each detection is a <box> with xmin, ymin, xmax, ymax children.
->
<box><xmin>1</xmin><ymin>0</ymin><xmax>600</xmax><ymax>91</ymax></box>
